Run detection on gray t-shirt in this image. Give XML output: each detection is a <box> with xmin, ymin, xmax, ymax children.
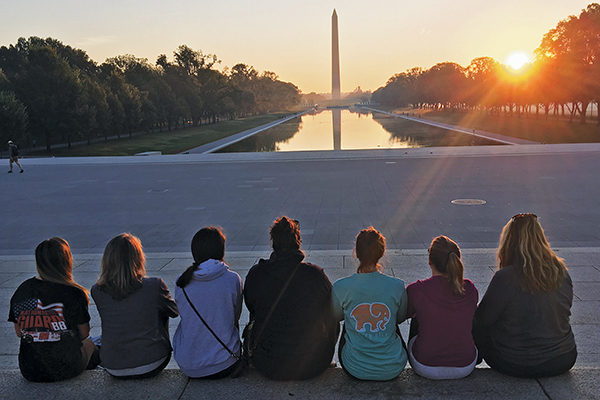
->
<box><xmin>92</xmin><ymin>277</ymin><xmax>179</xmax><ymax>370</ymax></box>
<box><xmin>474</xmin><ymin>265</ymin><xmax>576</xmax><ymax>365</ymax></box>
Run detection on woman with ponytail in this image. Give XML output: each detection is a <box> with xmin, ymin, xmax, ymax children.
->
<box><xmin>473</xmin><ymin>214</ymin><xmax>576</xmax><ymax>378</ymax></box>
<box><xmin>9</xmin><ymin>237</ymin><xmax>98</xmax><ymax>381</ymax></box>
<box><xmin>173</xmin><ymin>227</ymin><xmax>243</xmax><ymax>378</ymax></box>
<box><xmin>405</xmin><ymin>236</ymin><xmax>478</xmax><ymax>379</ymax></box>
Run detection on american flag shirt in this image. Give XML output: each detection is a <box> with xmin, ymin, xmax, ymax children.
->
<box><xmin>9</xmin><ymin>278</ymin><xmax>90</xmax><ymax>343</ymax></box>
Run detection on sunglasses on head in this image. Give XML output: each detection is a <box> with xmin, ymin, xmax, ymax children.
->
<box><xmin>512</xmin><ymin>213</ymin><xmax>537</xmax><ymax>220</ymax></box>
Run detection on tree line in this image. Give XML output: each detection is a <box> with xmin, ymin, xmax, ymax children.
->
<box><xmin>0</xmin><ymin>37</ymin><xmax>301</xmax><ymax>152</ymax></box>
<box><xmin>371</xmin><ymin>3</ymin><xmax>600</xmax><ymax>126</ymax></box>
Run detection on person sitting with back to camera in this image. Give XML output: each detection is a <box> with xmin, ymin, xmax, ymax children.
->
<box><xmin>173</xmin><ymin>227</ymin><xmax>243</xmax><ymax>379</ymax></box>
<box><xmin>473</xmin><ymin>213</ymin><xmax>577</xmax><ymax>378</ymax></box>
<box><xmin>92</xmin><ymin>233</ymin><xmax>179</xmax><ymax>379</ymax></box>
<box><xmin>406</xmin><ymin>236</ymin><xmax>478</xmax><ymax>380</ymax></box>
<box><xmin>243</xmin><ymin>216</ymin><xmax>338</xmax><ymax>380</ymax></box>
<box><xmin>332</xmin><ymin>227</ymin><xmax>408</xmax><ymax>381</ymax></box>
<box><xmin>8</xmin><ymin>237</ymin><xmax>98</xmax><ymax>382</ymax></box>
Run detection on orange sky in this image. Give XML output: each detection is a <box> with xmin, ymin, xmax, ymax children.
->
<box><xmin>0</xmin><ymin>0</ymin><xmax>593</xmax><ymax>93</ymax></box>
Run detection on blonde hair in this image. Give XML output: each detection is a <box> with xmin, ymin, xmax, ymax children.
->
<box><xmin>355</xmin><ymin>227</ymin><xmax>386</xmax><ymax>273</ymax></box>
<box><xmin>35</xmin><ymin>237</ymin><xmax>89</xmax><ymax>303</ymax></box>
<box><xmin>429</xmin><ymin>236</ymin><xmax>465</xmax><ymax>296</ymax></box>
<box><xmin>96</xmin><ymin>233</ymin><xmax>146</xmax><ymax>300</ymax></box>
<box><xmin>497</xmin><ymin>214</ymin><xmax>566</xmax><ymax>293</ymax></box>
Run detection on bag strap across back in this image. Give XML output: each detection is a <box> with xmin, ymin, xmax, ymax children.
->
<box><xmin>182</xmin><ymin>287</ymin><xmax>240</xmax><ymax>360</ymax></box>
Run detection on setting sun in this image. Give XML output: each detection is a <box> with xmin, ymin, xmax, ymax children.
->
<box><xmin>505</xmin><ymin>51</ymin><xmax>532</xmax><ymax>70</ymax></box>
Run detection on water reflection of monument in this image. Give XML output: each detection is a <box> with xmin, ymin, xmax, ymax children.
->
<box><xmin>332</xmin><ymin>109</ymin><xmax>341</xmax><ymax>150</ymax></box>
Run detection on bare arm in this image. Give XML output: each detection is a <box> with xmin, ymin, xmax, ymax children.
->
<box><xmin>13</xmin><ymin>323</ymin><xmax>21</xmax><ymax>337</ymax></box>
<box><xmin>78</xmin><ymin>323</ymin><xmax>90</xmax><ymax>340</ymax></box>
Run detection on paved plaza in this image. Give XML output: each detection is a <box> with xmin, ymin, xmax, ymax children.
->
<box><xmin>1</xmin><ymin>143</ymin><xmax>599</xmax><ymax>398</ymax></box>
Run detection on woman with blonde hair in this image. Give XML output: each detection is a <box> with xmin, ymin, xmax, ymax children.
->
<box><xmin>92</xmin><ymin>233</ymin><xmax>179</xmax><ymax>378</ymax></box>
<box><xmin>406</xmin><ymin>236</ymin><xmax>478</xmax><ymax>379</ymax></box>
<box><xmin>473</xmin><ymin>213</ymin><xmax>577</xmax><ymax>378</ymax></box>
<box><xmin>8</xmin><ymin>237</ymin><xmax>98</xmax><ymax>381</ymax></box>
<box><xmin>332</xmin><ymin>227</ymin><xmax>407</xmax><ymax>381</ymax></box>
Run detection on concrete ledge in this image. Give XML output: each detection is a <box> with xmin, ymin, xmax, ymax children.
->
<box><xmin>14</xmin><ymin>142</ymin><xmax>600</xmax><ymax>167</ymax></box>
<box><xmin>0</xmin><ymin>367</ymin><xmax>598</xmax><ymax>400</ymax></box>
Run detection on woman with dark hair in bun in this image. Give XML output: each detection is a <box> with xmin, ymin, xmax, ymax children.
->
<box><xmin>406</xmin><ymin>236</ymin><xmax>478</xmax><ymax>379</ymax></box>
<box><xmin>243</xmin><ymin>216</ymin><xmax>338</xmax><ymax>380</ymax></box>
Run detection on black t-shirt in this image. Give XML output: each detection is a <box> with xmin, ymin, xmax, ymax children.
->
<box><xmin>8</xmin><ymin>277</ymin><xmax>90</xmax><ymax>382</ymax></box>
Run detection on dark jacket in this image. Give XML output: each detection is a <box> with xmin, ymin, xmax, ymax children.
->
<box><xmin>473</xmin><ymin>265</ymin><xmax>576</xmax><ymax>366</ymax></box>
<box><xmin>244</xmin><ymin>249</ymin><xmax>338</xmax><ymax>380</ymax></box>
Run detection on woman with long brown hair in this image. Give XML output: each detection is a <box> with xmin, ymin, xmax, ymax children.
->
<box><xmin>406</xmin><ymin>236</ymin><xmax>478</xmax><ymax>379</ymax></box>
<box><xmin>332</xmin><ymin>227</ymin><xmax>408</xmax><ymax>381</ymax></box>
<box><xmin>92</xmin><ymin>233</ymin><xmax>179</xmax><ymax>379</ymax></box>
<box><xmin>473</xmin><ymin>213</ymin><xmax>577</xmax><ymax>378</ymax></box>
<box><xmin>8</xmin><ymin>237</ymin><xmax>98</xmax><ymax>381</ymax></box>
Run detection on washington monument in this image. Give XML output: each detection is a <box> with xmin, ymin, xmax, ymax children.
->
<box><xmin>332</xmin><ymin>9</ymin><xmax>341</xmax><ymax>99</ymax></box>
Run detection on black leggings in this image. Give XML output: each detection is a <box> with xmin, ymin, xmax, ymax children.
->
<box><xmin>197</xmin><ymin>359</ymin><xmax>241</xmax><ymax>379</ymax></box>
<box><xmin>473</xmin><ymin>326</ymin><xmax>577</xmax><ymax>378</ymax></box>
<box><xmin>483</xmin><ymin>347</ymin><xmax>577</xmax><ymax>378</ymax></box>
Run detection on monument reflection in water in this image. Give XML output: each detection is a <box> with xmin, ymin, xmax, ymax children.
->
<box><xmin>217</xmin><ymin>108</ymin><xmax>499</xmax><ymax>153</ymax></box>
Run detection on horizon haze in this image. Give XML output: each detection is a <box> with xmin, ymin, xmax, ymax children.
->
<box><xmin>0</xmin><ymin>0</ymin><xmax>593</xmax><ymax>93</ymax></box>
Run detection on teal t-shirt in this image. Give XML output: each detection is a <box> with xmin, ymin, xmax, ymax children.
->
<box><xmin>332</xmin><ymin>271</ymin><xmax>407</xmax><ymax>380</ymax></box>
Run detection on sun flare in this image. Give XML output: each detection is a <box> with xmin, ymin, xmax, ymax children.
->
<box><xmin>505</xmin><ymin>52</ymin><xmax>531</xmax><ymax>70</ymax></box>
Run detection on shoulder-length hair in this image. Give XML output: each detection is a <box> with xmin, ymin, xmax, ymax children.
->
<box><xmin>497</xmin><ymin>213</ymin><xmax>566</xmax><ymax>293</ymax></box>
<box><xmin>96</xmin><ymin>233</ymin><xmax>146</xmax><ymax>300</ymax></box>
<box><xmin>35</xmin><ymin>237</ymin><xmax>89</xmax><ymax>303</ymax></box>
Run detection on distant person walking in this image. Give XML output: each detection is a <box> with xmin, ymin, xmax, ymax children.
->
<box><xmin>8</xmin><ymin>140</ymin><xmax>24</xmax><ymax>173</ymax></box>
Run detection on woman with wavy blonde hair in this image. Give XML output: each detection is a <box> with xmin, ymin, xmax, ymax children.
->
<box><xmin>473</xmin><ymin>213</ymin><xmax>577</xmax><ymax>378</ymax></box>
<box><xmin>92</xmin><ymin>233</ymin><xmax>179</xmax><ymax>379</ymax></box>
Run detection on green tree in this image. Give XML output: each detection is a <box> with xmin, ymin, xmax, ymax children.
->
<box><xmin>0</xmin><ymin>90</ymin><xmax>28</xmax><ymax>147</ymax></box>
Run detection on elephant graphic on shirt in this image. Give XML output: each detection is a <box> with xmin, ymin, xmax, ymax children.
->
<box><xmin>350</xmin><ymin>302</ymin><xmax>391</xmax><ymax>333</ymax></box>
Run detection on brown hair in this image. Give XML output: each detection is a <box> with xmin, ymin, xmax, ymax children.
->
<box><xmin>356</xmin><ymin>227</ymin><xmax>386</xmax><ymax>273</ymax></box>
<box><xmin>429</xmin><ymin>236</ymin><xmax>465</xmax><ymax>296</ymax></box>
<box><xmin>35</xmin><ymin>237</ymin><xmax>89</xmax><ymax>303</ymax></box>
<box><xmin>270</xmin><ymin>216</ymin><xmax>301</xmax><ymax>252</ymax></box>
<box><xmin>177</xmin><ymin>227</ymin><xmax>226</xmax><ymax>288</ymax></box>
<box><xmin>497</xmin><ymin>213</ymin><xmax>566</xmax><ymax>293</ymax></box>
<box><xmin>96</xmin><ymin>233</ymin><xmax>146</xmax><ymax>300</ymax></box>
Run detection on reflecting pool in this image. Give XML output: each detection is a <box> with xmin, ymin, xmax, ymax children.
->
<box><xmin>217</xmin><ymin>109</ymin><xmax>501</xmax><ymax>152</ymax></box>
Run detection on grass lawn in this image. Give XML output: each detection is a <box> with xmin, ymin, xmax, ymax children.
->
<box><xmin>33</xmin><ymin>113</ymin><xmax>292</xmax><ymax>157</ymax></box>
<box><xmin>405</xmin><ymin>109</ymin><xmax>600</xmax><ymax>144</ymax></box>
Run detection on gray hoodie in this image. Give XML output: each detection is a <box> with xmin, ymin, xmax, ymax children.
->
<box><xmin>173</xmin><ymin>259</ymin><xmax>242</xmax><ymax>377</ymax></box>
